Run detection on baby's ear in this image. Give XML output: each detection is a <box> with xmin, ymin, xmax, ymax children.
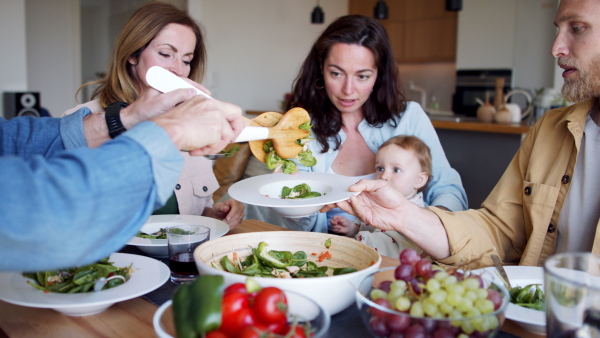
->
<box><xmin>415</xmin><ymin>172</ymin><xmax>429</xmax><ymax>190</ymax></box>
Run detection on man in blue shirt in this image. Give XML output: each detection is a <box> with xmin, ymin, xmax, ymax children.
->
<box><xmin>0</xmin><ymin>88</ymin><xmax>244</xmax><ymax>271</ymax></box>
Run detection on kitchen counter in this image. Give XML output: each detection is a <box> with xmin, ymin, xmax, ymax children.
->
<box><xmin>430</xmin><ymin>119</ymin><xmax>532</xmax><ymax>135</ymax></box>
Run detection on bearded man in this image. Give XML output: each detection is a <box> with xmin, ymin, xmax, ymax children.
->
<box><xmin>322</xmin><ymin>0</ymin><xmax>600</xmax><ymax>267</ymax></box>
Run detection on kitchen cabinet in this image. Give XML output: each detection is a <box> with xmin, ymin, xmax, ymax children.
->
<box><xmin>349</xmin><ymin>0</ymin><xmax>457</xmax><ymax>63</ymax></box>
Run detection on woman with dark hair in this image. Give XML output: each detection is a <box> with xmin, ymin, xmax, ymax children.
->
<box><xmin>284</xmin><ymin>15</ymin><xmax>467</xmax><ymax>233</ymax></box>
<box><xmin>64</xmin><ymin>2</ymin><xmax>244</xmax><ymax>228</ymax></box>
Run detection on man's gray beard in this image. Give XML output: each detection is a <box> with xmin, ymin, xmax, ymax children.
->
<box><xmin>561</xmin><ymin>57</ymin><xmax>600</xmax><ymax>103</ymax></box>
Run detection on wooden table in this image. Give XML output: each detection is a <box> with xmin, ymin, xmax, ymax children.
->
<box><xmin>0</xmin><ymin>220</ymin><xmax>543</xmax><ymax>338</ymax></box>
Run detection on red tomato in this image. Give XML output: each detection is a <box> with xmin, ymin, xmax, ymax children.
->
<box><xmin>206</xmin><ymin>330</ymin><xmax>229</xmax><ymax>338</ymax></box>
<box><xmin>220</xmin><ymin>293</ymin><xmax>252</xmax><ymax>336</ymax></box>
<box><xmin>224</xmin><ymin>283</ymin><xmax>248</xmax><ymax>297</ymax></box>
<box><xmin>253</xmin><ymin>287</ymin><xmax>288</xmax><ymax>325</ymax></box>
<box><xmin>221</xmin><ymin>307</ymin><xmax>258</xmax><ymax>337</ymax></box>
<box><xmin>235</xmin><ymin>325</ymin><xmax>270</xmax><ymax>338</ymax></box>
<box><xmin>281</xmin><ymin>324</ymin><xmax>311</xmax><ymax>338</ymax></box>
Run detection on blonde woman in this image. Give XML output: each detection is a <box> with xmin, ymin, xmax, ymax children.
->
<box><xmin>64</xmin><ymin>2</ymin><xmax>244</xmax><ymax>228</ymax></box>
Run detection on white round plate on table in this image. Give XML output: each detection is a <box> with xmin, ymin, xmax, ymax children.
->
<box><xmin>228</xmin><ymin>172</ymin><xmax>361</xmax><ymax>218</ymax></box>
<box><xmin>472</xmin><ymin>265</ymin><xmax>545</xmax><ymax>335</ymax></box>
<box><xmin>0</xmin><ymin>253</ymin><xmax>169</xmax><ymax>316</ymax></box>
<box><xmin>127</xmin><ymin>214</ymin><xmax>230</xmax><ymax>258</ymax></box>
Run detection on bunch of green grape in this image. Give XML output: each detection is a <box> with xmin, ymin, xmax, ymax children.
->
<box><xmin>364</xmin><ymin>248</ymin><xmax>506</xmax><ymax>338</ymax></box>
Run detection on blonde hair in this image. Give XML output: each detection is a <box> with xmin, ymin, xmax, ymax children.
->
<box><xmin>78</xmin><ymin>2</ymin><xmax>206</xmax><ymax>107</ymax></box>
<box><xmin>379</xmin><ymin>135</ymin><xmax>433</xmax><ymax>192</ymax></box>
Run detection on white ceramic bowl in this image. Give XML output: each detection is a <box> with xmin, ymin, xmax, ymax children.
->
<box><xmin>127</xmin><ymin>215</ymin><xmax>229</xmax><ymax>258</ymax></box>
<box><xmin>228</xmin><ymin>172</ymin><xmax>360</xmax><ymax>218</ymax></box>
<box><xmin>194</xmin><ymin>231</ymin><xmax>382</xmax><ymax>315</ymax></box>
<box><xmin>154</xmin><ymin>289</ymin><xmax>331</xmax><ymax>338</ymax></box>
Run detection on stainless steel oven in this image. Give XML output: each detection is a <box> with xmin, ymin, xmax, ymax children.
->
<box><xmin>452</xmin><ymin>69</ymin><xmax>512</xmax><ymax>117</ymax></box>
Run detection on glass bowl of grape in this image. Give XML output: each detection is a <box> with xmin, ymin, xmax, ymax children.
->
<box><xmin>355</xmin><ymin>249</ymin><xmax>510</xmax><ymax>338</ymax></box>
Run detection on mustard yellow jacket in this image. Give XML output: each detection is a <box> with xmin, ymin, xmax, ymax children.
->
<box><xmin>431</xmin><ymin>99</ymin><xmax>600</xmax><ymax>268</ymax></box>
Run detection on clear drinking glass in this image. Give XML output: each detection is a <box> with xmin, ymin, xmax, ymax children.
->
<box><xmin>544</xmin><ymin>252</ymin><xmax>600</xmax><ymax>338</ymax></box>
<box><xmin>166</xmin><ymin>224</ymin><xmax>210</xmax><ymax>284</ymax></box>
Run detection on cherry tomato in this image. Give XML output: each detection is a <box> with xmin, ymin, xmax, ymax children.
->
<box><xmin>224</xmin><ymin>283</ymin><xmax>248</xmax><ymax>297</ymax></box>
<box><xmin>222</xmin><ymin>292</ymin><xmax>251</xmax><ymax>316</ymax></box>
<box><xmin>281</xmin><ymin>324</ymin><xmax>311</xmax><ymax>338</ymax></box>
<box><xmin>253</xmin><ymin>287</ymin><xmax>288</xmax><ymax>325</ymax></box>
<box><xmin>221</xmin><ymin>293</ymin><xmax>252</xmax><ymax>336</ymax></box>
<box><xmin>221</xmin><ymin>307</ymin><xmax>258</xmax><ymax>337</ymax></box>
<box><xmin>206</xmin><ymin>330</ymin><xmax>229</xmax><ymax>338</ymax></box>
<box><xmin>236</xmin><ymin>325</ymin><xmax>270</xmax><ymax>338</ymax></box>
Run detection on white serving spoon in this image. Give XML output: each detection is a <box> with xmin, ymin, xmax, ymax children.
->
<box><xmin>145</xmin><ymin>66</ymin><xmax>308</xmax><ymax>144</ymax></box>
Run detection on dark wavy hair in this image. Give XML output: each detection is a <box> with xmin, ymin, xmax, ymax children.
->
<box><xmin>287</xmin><ymin>15</ymin><xmax>406</xmax><ymax>153</ymax></box>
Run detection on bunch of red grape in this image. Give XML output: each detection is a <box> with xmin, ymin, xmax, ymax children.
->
<box><xmin>363</xmin><ymin>248</ymin><xmax>506</xmax><ymax>338</ymax></box>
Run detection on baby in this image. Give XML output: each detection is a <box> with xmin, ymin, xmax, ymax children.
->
<box><xmin>331</xmin><ymin>135</ymin><xmax>432</xmax><ymax>258</ymax></box>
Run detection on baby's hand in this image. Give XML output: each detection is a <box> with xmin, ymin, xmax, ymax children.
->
<box><xmin>330</xmin><ymin>215</ymin><xmax>359</xmax><ymax>237</ymax></box>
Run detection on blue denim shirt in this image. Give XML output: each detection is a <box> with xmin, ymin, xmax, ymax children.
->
<box><xmin>0</xmin><ymin>108</ymin><xmax>183</xmax><ymax>271</ymax></box>
<box><xmin>289</xmin><ymin>101</ymin><xmax>468</xmax><ymax>233</ymax></box>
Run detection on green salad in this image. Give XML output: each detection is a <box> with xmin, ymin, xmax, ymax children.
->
<box><xmin>212</xmin><ymin>241</ymin><xmax>356</xmax><ymax>278</ymax></box>
<box><xmin>23</xmin><ymin>257</ymin><xmax>131</xmax><ymax>293</ymax></box>
<box><xmin>509</xmin><ymin>284</ymin><xmax>545</xmax><ymax>311</ymax></box>
<box><xmin>220</xmin><ymin>144</ymin><xmax>240</xmax><ymax>158</ymax></box>
<box><xmin>136</xmin><ymin>227</ymin><xmax>167</xmax><ymax>239</ymax></box>
<box><xmin>264</xmin><ymin>122</ymin><xmax>317</xmax><ymax>174</ymax></box>
<box><xmin>281</xmin><ymin>183</ymin><xmax>322</xmax><ymax>199</ymax></box>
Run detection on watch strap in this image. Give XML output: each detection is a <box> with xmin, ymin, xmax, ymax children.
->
<box><xmin>105</xmin><ymin>101</ymin><xmax>129</xmax><ymax>138</ymax></box>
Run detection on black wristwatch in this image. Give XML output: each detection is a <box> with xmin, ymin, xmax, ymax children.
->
<box><xmin>105</xmin><ymin>101</ymin><xmax>129</xmax><ymax>138</ymax></box>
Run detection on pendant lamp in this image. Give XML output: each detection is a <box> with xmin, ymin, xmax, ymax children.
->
<box><xmin>374</xmin><ymin>0</ymin><xmax>388</xmax><ymax>20</ymax></box>
<box><xmin>311</xmin><ymin>1</ymin><xmax>324</xmax><ymax>24</ymax></box>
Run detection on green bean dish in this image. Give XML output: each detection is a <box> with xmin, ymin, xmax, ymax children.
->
<box><xmin>22</xmin><ymin>257</ymin><xmax>131</xmax><ymax>294</ymax></box>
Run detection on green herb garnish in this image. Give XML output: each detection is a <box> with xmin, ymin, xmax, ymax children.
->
<box><xmin>281</xmin><ymin>183</ymin><xmax>322</xmax><ymax>199</ymax></box>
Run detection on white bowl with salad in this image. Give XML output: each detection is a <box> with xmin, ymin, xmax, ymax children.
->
<box><xmin>127</xmin><ymin>215</ymin><xmax>230</xmax><ymax>258</ymax></box>
<box><xmin>193</xmin><ymin>231</ymin><xmax>382</xmax><ymax>315</ymax></box>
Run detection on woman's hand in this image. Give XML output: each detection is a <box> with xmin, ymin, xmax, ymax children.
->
<box><xmin>204</xmin><ymin>199</ymin><xmax>245</xmax><ymax>229</ymax></box>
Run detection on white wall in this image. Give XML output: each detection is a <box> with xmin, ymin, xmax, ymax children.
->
<box><xmin>456</xmin><ymin>0</ymin><xmax>517</xmax><ymax>70</ymax></box>
<box><xmin>457</xmin><ymin>0</ymin><xmax>558</xmax><ymax>91</ymax></box>
<box><xmin>0</xmin><ymin>1</ymin><xmax>28</xmax><ymax>118</ymax></box>
<box><xmin>25</xmin><ymin>0</ymin><xmax>81</xmax><ymax>116</ymax></box>
<box><xmin>189</xmin><ymin>0</ymin><xmax>348</xmax><ymax>113</ymax></box>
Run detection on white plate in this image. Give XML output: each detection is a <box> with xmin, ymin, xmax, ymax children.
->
<box><xmin>127</xmin><ymin>215</ymin><xmax>230</xmax><ymax>258</ymax></box>
<box><xmin>472</xmin><ymin>266</ymin><xmax>545</xmax><ymax>335</ymax></box>
<box><xmin>0</xmin><ymin>253</ymin><xmax>169</xmax><ymax>316</ymax></box>
<box><xmin>228</xmin><ymin>172</ymin><xmax>361</xmax><ymax>217</ymax></box>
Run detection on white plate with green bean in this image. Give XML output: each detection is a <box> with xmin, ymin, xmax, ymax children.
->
<box><xmin>473</xmin><ymin>265</ymin><xmax>545</xmax><ymax>335</ymax></box>
<box><xmin>0</xmin><ymin>253</ymin><xmax>169</xmax><ymax>316</ymax></box>
<box><xmin>127</xmin><ymin>215</ymin><xmax>230</xmax><ymax>258</ymax></box>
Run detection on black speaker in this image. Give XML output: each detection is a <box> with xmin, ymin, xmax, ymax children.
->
<box><xmin>446</xmin><ymin>0</ymin><xmax>462</xmax><ymax>11</ymax></box>
<box><xmin>3</xmin><ymin>92</ymin><xmax>41</xmax><ymax>119</ymax></box>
